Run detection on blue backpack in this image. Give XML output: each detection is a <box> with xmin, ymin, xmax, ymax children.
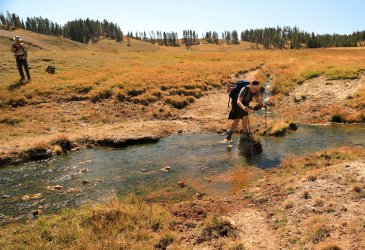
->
<box><xmin>229</xmin><ymin>80</ymin><xmax>250</xmax><ymax>99</ymax></box>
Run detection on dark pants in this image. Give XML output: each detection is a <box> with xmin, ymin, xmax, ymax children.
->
<box><xmin>15</xmin><ymin>56</ymin><xmax>31</xmax><ymax>80</ymax></box>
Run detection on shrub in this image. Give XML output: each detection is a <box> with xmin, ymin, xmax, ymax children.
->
<box><xmin>127</xmin><ymin>87</ymin><xmax>145</xmax><ymax>97</ymax></box>
<box><xmin>165</xmin><ymin>96</ymin><xmax>195</xmax><ymax>109</ymax></box>
<box><xmin>200</xmin><ymin>216</ymin><xmax>237</xmax><ymax>242</ymax></box>
<box><xmin>7</xmin><ymin>96</ymin><xmax>27</xmax><ymax>107</ymax></box>
<box><xmin>305</xmin><ymin>216</ymin><xmax>330</xmax><ymax>243</ymax></box>
<box><xmin>27</xmin><ymin>142</ymin><xmax>52</xmax><ymax>160</ymax></box>
<box><xmin>50</xmin><ymin>135</ymin><xmax>72</xmax><ymax>152</ymax></box>
<box><xmin>170</xmin><ymin>88</ymin><xmax>203</xmax><ymax>98</ymax></box>
<box><xmin>0</xmin><ymin>117</ymin><xmax>21</xmax><ymax>126</ymax></box>
<box><xmin>316</xmin><ymin>242</ymin><xmax>343</xmax><ymax>250</ymax></box>
<box><xmin>90</xmin><ymin>88</ymin><xmax>112</xmax><ymax>103</ymax></box>
<box><xmin>75</xmin><ymin>86</ymin><xmax>92</xmax><ymax>94</ymax></box>
<box><xmin>113</xmin><ymin>89</ymin><xmax>126</xmax><ymax>101</ymax></box>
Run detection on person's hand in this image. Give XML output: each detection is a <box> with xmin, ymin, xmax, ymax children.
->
<box><xmin>244</xmin><ymin>106</ymin><xmax>250</xmax><ymax>112</ymax></box>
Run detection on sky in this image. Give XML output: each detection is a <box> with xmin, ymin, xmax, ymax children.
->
<box><xmin>1</xmin><ymin>0</ymin><xmax>365</xmax><ymax>36</ymax></box>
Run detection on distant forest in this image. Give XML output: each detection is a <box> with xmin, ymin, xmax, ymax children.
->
<box><xmin>0</xmin><ymin>12</ymin><xmax>124</xmax><ymax>44</ymax></box>
<box><xmin>1</xmin><ymin>11</ymin><xmax>365</xmax><ymax>49</ymax></box>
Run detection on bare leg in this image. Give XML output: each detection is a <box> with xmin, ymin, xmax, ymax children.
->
<box><xmin>241</xmin><ymin>115</ymin><xmax>248</xmax><ymax>134</ymax></box>
<box><xmin>226</xmin><ymin>119</ymin><xmax>240</xmax><ymax>140</ymax></box>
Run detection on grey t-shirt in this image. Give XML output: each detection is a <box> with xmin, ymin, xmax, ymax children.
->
<box><xmin>238</xmin><ymin>86</ymin><xmax>258</xmax><ymax>104</ymax></box>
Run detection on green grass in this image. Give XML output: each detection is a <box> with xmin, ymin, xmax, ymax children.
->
<box><xmin>324</xmin><ymin>67</ymin><xmax>360</xmax><ymax>80</ymax></box>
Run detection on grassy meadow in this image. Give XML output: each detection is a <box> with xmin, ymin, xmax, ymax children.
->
<box><xmin>1</xmin><ymin>29</ymin><xmax>365</xmax><ymax>109</ymax></box>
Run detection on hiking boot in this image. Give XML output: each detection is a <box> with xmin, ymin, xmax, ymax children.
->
<box><xmin>27</xmin><ymin>77</ymin><xmax>32</xmax><ymax>82</ymax></box>
<box><xmin>226</xmin><ymin>130</ymin><xmax>234</xmax><ymax>141</ymax></box>
<box><xmin>223</xmin><ymin>138</ymin><xmax>232</xmax><ymax>143</ymax></box>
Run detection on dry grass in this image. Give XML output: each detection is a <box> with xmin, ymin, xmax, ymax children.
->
<box><xmin>320</xmin><ymin>104</ymin><xmax>365</xmax><ymax>123</ymax></box>
<box><xmin>280</xmin><ymin>146</ymin><xmax>365</xmax><ymax>172</ymax></box>
<box><xmin>199</xmin><ymin>215</ymin><xmax>238</xmax><ymax>242</ymax></box>
<box><xmin>346</xmin><ymin>86</ymin><xmax>365</xmax><ymax>109</ymax></box>
<box><xmin>315</xmin><ymin>242</ymin><xmax>344</xmax><ymax>250</ymax></box>
<box><xmin>267</xmin><ymin>120</ymin><xmax>298</xmax><ymax>136</ymax></box>
<box><xmin>305</xmin><ymin>216</ymin><xmax>330</xmax><ymax>243</ymax></box>
<box><xmin>0</xmin><ymin>195</ymin><xmax>177</xmax><ymax>250</ymax></box>
<box><xmin>2</xmin><ymin>29</ymin><xmax>365</xmax><ymax>109</ymax></box>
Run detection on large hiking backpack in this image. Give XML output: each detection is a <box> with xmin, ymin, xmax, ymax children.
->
<box><xmin>227</xmin><ymin>80</ymin><xmax>250</xmax><ymax>107</ymax></box>
<box><xmin>229</xmin><ymin>80</ymin><xmax>250</xmax><ymax>99</ymax></box>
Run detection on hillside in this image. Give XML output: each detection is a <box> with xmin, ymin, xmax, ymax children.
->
<box><xmin>0</xmin><ymin>29</ymin><xmax>85</xmax><ymax>51</ymax></box>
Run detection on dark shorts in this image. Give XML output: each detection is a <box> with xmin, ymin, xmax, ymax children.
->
<box><xmin>228</xmin><ymin>99</ymin><xmax>248</xmax><ymax>120</ymax></box>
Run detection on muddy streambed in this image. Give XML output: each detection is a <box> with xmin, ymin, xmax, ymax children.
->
<box><xmin>0</xmin><ymin>124</ymin><xmax>364</xmax><ymax>224</ymax></box>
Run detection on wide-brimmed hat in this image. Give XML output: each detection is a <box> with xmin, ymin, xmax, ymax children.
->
<box><xmin>13</xmin><ymin>36</ymin><xmax>22</xmax><ymax>41</ymax></box>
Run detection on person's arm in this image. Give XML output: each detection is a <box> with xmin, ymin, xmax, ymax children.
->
<box><xmin>10</xmin><ymin>44</ymin><xmax>16</xmax><ymax>53</ymax></box>
<box><xmin>237</xmin><ymin>97</ymin><xmax>249</xmax><ymax>112</ymax></box>
<box><xmin>20</xmin><ymin>43</ymin><xmax>28</xmax><ymax>52</ymax></box>
<box><xmin>237</xmin><ymin>87</ymin><xmax>250</xmax><ymax>111</ymax></box>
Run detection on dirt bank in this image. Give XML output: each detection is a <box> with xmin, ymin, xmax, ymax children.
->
<box><xmin>168</xmin><ymin>151</ymin><xmax>365</xmax><ymax>249</ymax></box>
<box><xmin>276</xmin><ymin>74</ymin><xmax>365</xmax><ymax>124</ymax></box>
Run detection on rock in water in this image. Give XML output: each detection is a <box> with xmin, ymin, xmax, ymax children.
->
<box><xmin>238</xmin><ymin>135</ymin><xmax>262</xmax><ymax>156</ymax></box>
<box><xmin>160</xmin><ymin>166</ymin><xmax>171</xmax><ymax>172</ymax></box>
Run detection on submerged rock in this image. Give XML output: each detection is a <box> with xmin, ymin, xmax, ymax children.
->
<box><xmin>21</xmin><ymin>195</ymin><xmax>30</xmax><ymax>201</ymax></box>
<box><xmin>31</xmin><ymin>193</ymin><xmax>42</xmax><ymax>199</ymax></box>
<box><xmin>238</xmin><ymin>135</ymin><xmax>262</xmax><ymax>156</ymax></box>
<box><xmin>196</xmin><ymin>192</ymin><xmax>206</xmax><ymax>200</ymax></box>
<box><xmin>47</xmin><ymin>185</ymin><xmax>64</xmax><ymax>191</ymax></box>
<box><xmin>160</xmin><ymin>166</ymin><xmax>171</xmax><ymax>172</ymax></box>
<box><xmin>178</xmin><ymin>180</ymin><xmax>185</xmax><ymax>188</ymax></box>
<box><xmin>32</xmin><ymin>209</ymin><xmax>41</xmax><ymax>217</ymax></box>
<box><xmin>80</xmin><ymin>168</ymin><xmax>89</xmax><ymax>173</ymax></box>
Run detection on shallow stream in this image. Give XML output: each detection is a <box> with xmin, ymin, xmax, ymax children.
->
<box><xmin>0</xmin><ymin>124</ymin><xmax>364</xmax><ymax>224</ymax></box>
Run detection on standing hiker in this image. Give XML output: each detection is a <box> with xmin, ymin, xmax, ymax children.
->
<box><xmin>10</xmin><ymin>36</ymin><xmax>31</xmax><ymax>82</ymax></box>
<box><xmin>225</xmin><ymin>80</ymin><xmax>263</xmax><ymax>142</ymax></box>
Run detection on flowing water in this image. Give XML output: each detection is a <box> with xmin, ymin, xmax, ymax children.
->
<box><xmin>0</xmin><ymin>124</ymin><xmax>364</xmax><ymax>224</ymax></box>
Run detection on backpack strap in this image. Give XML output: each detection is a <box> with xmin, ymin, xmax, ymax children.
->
<box><xmin>238</xmin><ymin>86</ymin><xmax>250</xmax><ymax>101</ymax></box>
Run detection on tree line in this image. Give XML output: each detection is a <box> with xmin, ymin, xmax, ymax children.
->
<box><xmin>2</xmin><ymin>11</ymin><xmax>365</xmax><ymax>48</ymax></box>
<box><xmin>0</xmin><ymin>11</ymin><xmax>123</xmax><ymax>44</ymax></box>
<box><xmin>240</xmin><ymin>26</ymin><xmax>365</xmax><ymax>49</ymax></box>
<box><xmin>127</xmin><ymin>31</ymin><xmax>178</xmax><ymax>46</ymax></box>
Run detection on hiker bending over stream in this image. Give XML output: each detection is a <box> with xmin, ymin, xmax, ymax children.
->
<box><xmin>225</xmin><ymin>80</ymin><xmax>263</xmax><ymax>142</ymax></box>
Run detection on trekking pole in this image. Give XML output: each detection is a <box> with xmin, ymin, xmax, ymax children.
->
<box><xmin>247</xmin><ymin>110</ymin><xmax>254</xmax><ymax>159</ymax></box>
<box><xmin>265</xmin><ymin>105</ymin><xmax>268</xmax><ymax>148</ymax></box>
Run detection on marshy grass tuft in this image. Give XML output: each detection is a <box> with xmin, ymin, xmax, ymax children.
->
<box><xmin>305</xmin><ymin>216</ymin><xmax>330</xmax><ymax>243</ymax></box>
<box><xmin>0</xmin><ymin>195</ymin><xmax>175</xmax><ymax>249</ymax></box>
<box><xmin>200</xmin><ymin>215</ymin><xmax>238</xmax><ymax>242</ymax></box>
